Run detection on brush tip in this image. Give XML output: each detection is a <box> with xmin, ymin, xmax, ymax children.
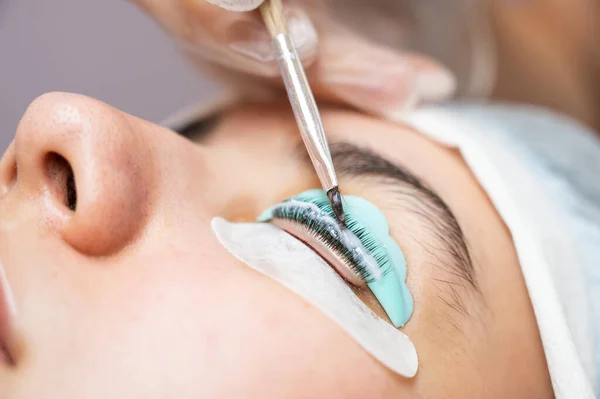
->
<box><xmin>259</xmin><ymin>0</ymin><xmax>287</xmax><ymax>36</ymax></box>
<box><xmin>327</xmin><ymin>187</ymin><xmax>346</xmax><ymax>227</ymax></box>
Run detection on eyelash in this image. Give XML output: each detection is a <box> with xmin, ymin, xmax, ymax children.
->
<box><xmin>267</xmin><ymin>198</ymin><xmax>394</xmax><ymax>284</ymax></box>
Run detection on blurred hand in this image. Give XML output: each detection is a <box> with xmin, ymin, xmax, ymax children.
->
<box><xmin>131</xmin><ymin>0</ymin><xmax>457</xmax><ymax>118</ymax></box>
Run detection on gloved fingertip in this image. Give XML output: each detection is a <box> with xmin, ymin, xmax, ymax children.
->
<box><xmin>286</xmin><ymin>8</ymin><xmax>318</xmax><ymax>64</ymax></box>
<box><xmin>414</xmin><ymin>67</ymin><xmax>457</xmax><ymax>103</ymax></box>
<box><xmin>324</xmin><ymin>60</ymin><xmax>419</xmax><ymax>118</ymax></box>
<box><xmin>227</xmin><ymin>19</ymin><xmax>274</xmax><ymax>63</ymax></box>
<box><xmin>382</xmin><ymin>66</ymin><xmax>456</xmax><ymax>123</ymax></box>
<box><xmin>327</xmin><ymin>65</ymin><xmax>456</xmax><ymax>121</ymax></box>
<box><xmin>224</xmin><ymin>7</ymin><xmax>316</xmax><ymax>75</ymax></box>
<box><xmin>206</xmin><ymin>0</ymin><xmax>265</xmax><ymax>12</ymax></box>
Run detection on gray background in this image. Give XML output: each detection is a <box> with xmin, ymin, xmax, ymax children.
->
<box><xmin>0</xmin><ymin>0</ymin><xmax>217</xmax><ymax>152</ymax></box>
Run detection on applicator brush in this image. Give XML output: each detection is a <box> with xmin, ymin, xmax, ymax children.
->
<box><xmin>259</xmin><ymin>0</ymin><xmax>346</xmax><ymax>226</ymax></box>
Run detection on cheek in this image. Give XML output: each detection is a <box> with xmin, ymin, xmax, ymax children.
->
<box><xmin>19</xmin><ymin>237</ymin><xmax>402</xmax><ymax>397</ymax></box>
<box><xmin>150</xmin><ymin>255</ymin><xmax>402</xmax><ymax>397</ymax></box>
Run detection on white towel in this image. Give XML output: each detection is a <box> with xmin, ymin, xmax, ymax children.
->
<box><xmin>403</xmin><ymin>103</ymin><xmax>600</xmax><ymax>399</ymax></box>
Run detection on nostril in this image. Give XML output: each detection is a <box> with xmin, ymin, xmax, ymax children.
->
<box><xmin>44</xmin><ymin>153</ymin><xmax>77</xmax><ymax>211</ymax></box>
<box><xmin>66</xmin><ymin>168</ymin><xmax>76</xmax><ymax>211</ymax></box>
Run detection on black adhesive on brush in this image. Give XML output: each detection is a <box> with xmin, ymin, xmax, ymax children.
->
<box><xmin>327</xmin><ymin>187</ymin><xmax>347</xmax><ymax>227</ymax></box>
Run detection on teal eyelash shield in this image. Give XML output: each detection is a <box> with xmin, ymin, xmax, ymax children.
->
<box><xmin>258</xmin><ymin>189</ymin><xmax>414</xmax><ymax>327</ymax></box>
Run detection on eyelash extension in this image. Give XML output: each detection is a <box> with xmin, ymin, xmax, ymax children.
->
<box><xmin>266</xmin><ymin>198</ymin><xmax>394</xmax><ymax>285</ymax></box>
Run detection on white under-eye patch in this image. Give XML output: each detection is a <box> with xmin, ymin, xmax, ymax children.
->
<box><xmin>211</xmin><ymin>217</ymin><xmax>418</xmax><ymax>378</ymax></box>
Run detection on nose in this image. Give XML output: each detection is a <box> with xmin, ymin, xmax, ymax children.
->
<box><xmin>2</xmin><ymin>92</ymin><xmax>155</xmax><ymax>256</ymax></box>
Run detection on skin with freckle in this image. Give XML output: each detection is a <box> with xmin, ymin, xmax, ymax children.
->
<box><xmin>0</xmin><ymin>94</ymin><xmax>551</xmax><ymax>398</ymax></box>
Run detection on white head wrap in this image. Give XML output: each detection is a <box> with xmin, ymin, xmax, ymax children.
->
<box><xmin>402</xmin><ymin>104</ymin><xmax>600</xmax><ymax>398</ymax></box>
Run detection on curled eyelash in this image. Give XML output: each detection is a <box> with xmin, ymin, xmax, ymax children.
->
<box><xmin>260</xmin><ymin>198</ymin><xmax>394</xmax><ymax>285</ymax></box>
<box><xmin>258</xmin><ymin>189</ymin><xmax>414</xmax><ymax>328</ymax></box>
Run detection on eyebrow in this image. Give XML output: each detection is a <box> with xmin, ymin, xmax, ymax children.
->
<box><xmin>172</xmin><ymin>112</ymin><xmax>222</xmax><ymax>141</ymax></box>
<box><xmin>324</xmin><ymin>143</ymin><xmax>478</xmax><ymax>314</ymax></box>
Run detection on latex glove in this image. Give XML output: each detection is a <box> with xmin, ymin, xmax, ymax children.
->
<box><xmin>131</xmin><ymin>0</ymin><xmax>457</xmax><ymax>119</ymax></box>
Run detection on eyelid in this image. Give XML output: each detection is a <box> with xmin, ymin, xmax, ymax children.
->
<box><xmin>269</xmin><ymin>217</ymin><xmax>368</xmax><ymax>287</ymax></box>
<box><xmin>175</xmin><ymin>113</ymin><xmax>223</xmax><ymax>141</ymax></box>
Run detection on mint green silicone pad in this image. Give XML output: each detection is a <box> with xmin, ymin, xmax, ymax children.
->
<box><xmin>258</xmin><ymin>189</ymin><xmax>414</xmax><ymax>327</ymax></box>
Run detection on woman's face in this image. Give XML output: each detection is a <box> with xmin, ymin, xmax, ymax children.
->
<box><xmin>0</xmin><ymin>93</ymin><xmax>552</xmax><ymax>398</ymax></box>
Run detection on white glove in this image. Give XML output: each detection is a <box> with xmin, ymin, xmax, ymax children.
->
<box><xmin>132</xmin><ymin>0</ymin><xmax>458</xmax><ymax>119</ymax></box>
